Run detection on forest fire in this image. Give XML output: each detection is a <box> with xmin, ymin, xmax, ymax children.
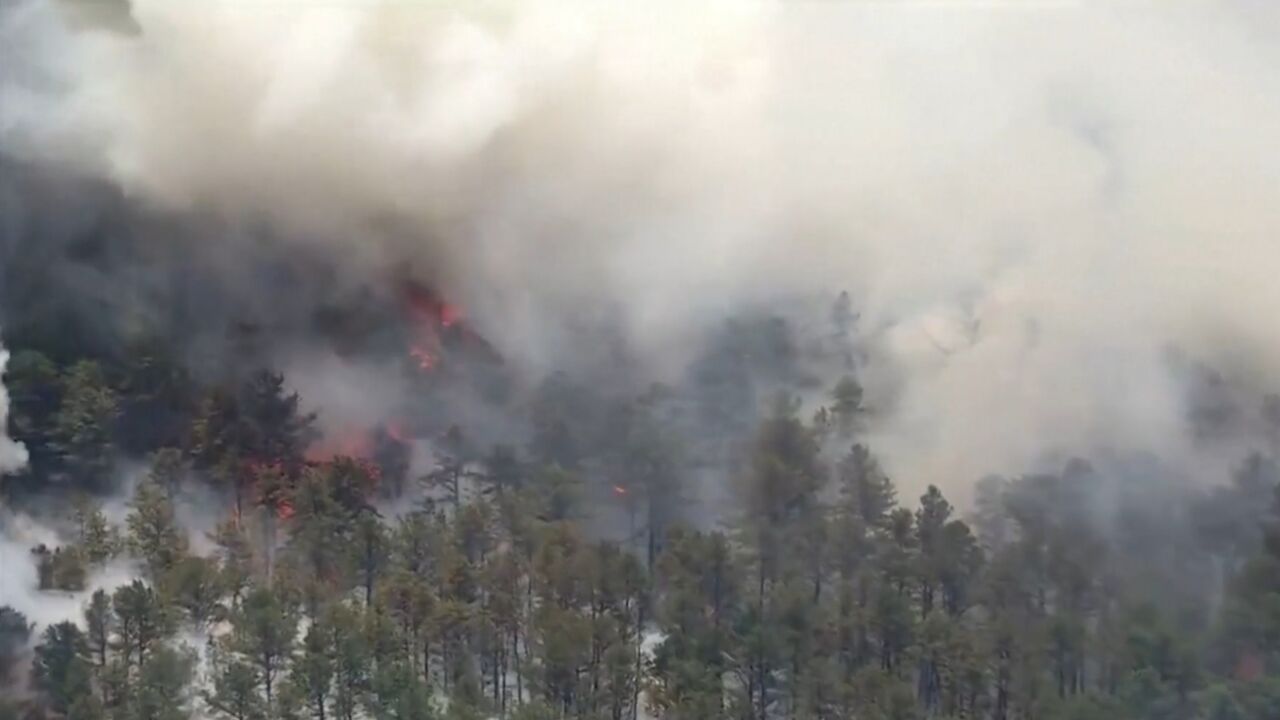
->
<box><xmin>5</xmin><ymin>4</ymin><xmax>1280</xmax><ymax>718</ymax></box>
<box><xmin>385</xmin><ymin>420</ymin><xmax>409</xmax><ymax>444</ymax></box>
<box><xmin>398</xmin><ymin>280</ymin><xmax>502</xmax><ymax>368</ymax></box>
<box><xmin>304</xmin><ymin>428</ymin><xmax>377</xmax><ymax>463</ymax></box>
<box><xmin>304</xmin><ymin>419</ymin><xmax>414</xmax><ymax>465</ymax></box>
<box><xmin>403</xmin><ymin>282</ymin><xmax>462</xmax><ymax>330</ymax></box>
<box><xmin>401</xmin><ymin>282</ymin><xmax>460</xmax><ymax>373</ymax></box>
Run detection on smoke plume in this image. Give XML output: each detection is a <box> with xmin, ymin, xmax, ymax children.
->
<box><xmin>4</xmin><ymin>0</ymin><xmax>1280</xmax><ymax>495</ymax></box>
<box><xmin>0</xmin><ymin>343</ymin><xmax>29</xmax><ymax>475</ymax></box>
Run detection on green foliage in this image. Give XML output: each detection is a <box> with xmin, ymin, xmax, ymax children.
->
<box><xmin>34</xmin><ymin>543</ymin><xmax>88</xmax><ymax>591</ymax></box>
<box><xmin>163</xmin><ymin>554</ymin><xmax>225</xmax><ymax>628</ymax></box>
<box><xmin>131</xmin><ymin>645</ymin><xmax>197</xmax><ymax>720</ymax></box>
<box><xmin>51</xmin><ymin>360</ymin><xmax>119</xmax><ymax>489</ymax></box>
<box><xmin>285</xmin><ymin>621</ymin><xmax>333</xmax><ymax>720</ymax></box>
<box><xmin>146</xmin><ymin>448</ymin><xmax>188</xmax><ymax>500</ymax></box>
<box><xmin>192</xmin><ymin>371</ymin><xmax>317</xmax><ymax>471</ymax></box>
<box><xmin>73</xmin><ymin>494</ymin><xmax>122</xmax><ymax>565</ymax></box>
<box><xmin>83</xmin><ymin>589</ymin><xmax>112</xmax><ymax>670</ymax></box>
<box><xmin>33</xmin><ymin>621</ymin><xmax>93</xmax><ymax>713</ymax></box>
<box><xmin>206</xmin><ymin>654</ymin><xmax>266</xmax><ymax>720</ymax></box>
<box><xmin>118</xmin><ymin>335</ymin><xmax>195</xmax><ymax>454</ymax></box>
<box><xmin>367</xmin><ymin>659</ymin><xmax>435</xmax><ymax>720</ymax></box>
<box><xmin>227</xmin><ymin>586</ymin><xmax>298</xmax><ymax>712</ymax></box>
<box><xmin>0</xmin><ymin>606</ymin><xmax>31</xmax><ymax>683</ymax></box>
<box><xmin>127</xmin><ymin>479</ymin><xmax>190</xmax><ymax>579</ymax></box>
<box><xmin>5</xmin><ymin>349</ymin><xmax>63</xmax><ymax>486</ymax></box>
<box><xmin>113</xmin><ymin>580</ymin><xmax>174</xmax><ymax>669</ymax></box>
<box><xmin>9</xmin><ymin>334</ymin><xmax>1280</xmax><ymax>720</ymax></box>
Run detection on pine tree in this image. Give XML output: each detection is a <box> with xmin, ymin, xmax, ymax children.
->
<box><xmin>84</xmin><ymin>590</ymin><xmax>113</xmax><ymax>672</ymax></box>
<box><xmin>112</xmin><ymin>580</ymin><xmax>173</xmax><ymax>670</ymax></box>
<box><xmin>288</xmin><ymin>620</ymin><xmax>334</xmax><ymax>720</ymax></box>
<box><xmin>127</xmin><ymin>478</ymin><xmax>189</xmax><ymax>579</ymax></box>
<box><xmin>0</xmin><ymin>607</ymin><xmax>31</xmax><ymax>685</ymax></box>
<box><xmin>229</xmin><ymin>586</ymin><xmax>298</xmax><ymax>714</ymax></box>
<box><xmin>164</xmin><ymin>554</ymin><xmax>225</xmax><ymax>628</ymax></box>
<box><xmin>50</xmin><ymin>360</ymin><xmax>119</xmax><ymax>490</ymax></box>
<box><xmin>72</xmin><ymin>494</ymin><xmax>120</xmax><ymax>565</ymax></box>
<box><xmin>130</xmin><ymin>645</ymin><xmax>196</xmax><ymax>720</ymax></box>
<box><xmin>33</xmin><ymin>622</ymin><xmax>93</xmax><ymax>713</ymax></box>
<box><xmin>206</xmin><ymin>653</ymin><xmax>266</xmax><ymax>720</ymax></box>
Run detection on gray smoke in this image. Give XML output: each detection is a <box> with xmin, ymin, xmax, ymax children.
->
<box><xmin>4</xmin><ymin>0</ymin><xmax>1280</xmax><ymax>497</ymax></box>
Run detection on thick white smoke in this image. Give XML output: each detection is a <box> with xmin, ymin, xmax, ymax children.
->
<box><xmin>4</xmin><ymin>0</ymin><xmax>1280</xmax><ymax>494</ymax></box>
<box><xmin>0</xmin><ymin>343</ymin><xmax>29</xmax><ymax>475</ymax></box>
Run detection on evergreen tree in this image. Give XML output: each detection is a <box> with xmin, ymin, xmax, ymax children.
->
<box><xmin>72</xmin><ymin>494</ymin><xmax>120</xmax><ymax>566</ymax></box>
<box><xmin>0</xmin><ymin>607</ymin><xmax>31</xmax><ymax>685</ymax></box>
<box><xmin>288</xmin><ymin>621</ymin><xmax>334</xmax><ymax>720</ymax></box>
<box><xmin>228</xmin><ymin>586</ymin><xmax>298</xmax><ymax>714</ymax></box>
<box><xmin>131</xmin><ymin>645</ymin><xmax>196</xmax><ymax>720</ymax></box>
<box><xmin>33</xmin><ymin>622</ymin><xmax>93</xmax><ymax>713</ymax></box>
<box><xmin>113</xmin><ymin>580</ymin><xmax>173</xmax><ymax>670</ymax></box>
<box><xmin>207</xmin><ymin>653</ymin><xmax>266</xmax><ymax>720</ymax></box>
<box><xmin>84</xmin><ymin>590</ymin><xmax>113</xmax><ymax>672</ymax></box>
<box><xmin>127</xmin><ymin>478</ymin><xmax>189</xmax><ymax>580</ymax></box>
<box><xmin>50</xmin><ymin>360</ymin><xmax>119</xmax><ymax>490</ymax></box>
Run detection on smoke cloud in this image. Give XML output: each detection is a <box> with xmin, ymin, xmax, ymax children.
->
<box><xmin>0</xmin><ymin>343</ymin><xmax>29</xmax><ymax>475</ymax></box>
<box><xmin>4</xmin><ymin>0</ymin><xmax>1280</xmax><ymax>495</ymax></box>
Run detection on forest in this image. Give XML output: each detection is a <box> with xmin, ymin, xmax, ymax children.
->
<box><xmin>4</xmin><ymin>1</ymin><xmax>1280</xmax><ymax>719</ymax></box>
<box><xmin>0</xmin><ymin>294</ymin><xmax>1278</xmax><ymax>720</ymax></box>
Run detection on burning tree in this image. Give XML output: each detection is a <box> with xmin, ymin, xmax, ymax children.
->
<box><xmin>190</xmin><ymin>370</ymin><xmax>318</xmax><ymax>522</ymax></box>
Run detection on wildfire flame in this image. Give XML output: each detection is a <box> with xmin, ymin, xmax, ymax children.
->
<box><xmin>233</xmin><ymin>421</ymin><xmax>415</xmax><ymax>524</ymax></box>
<box><xmin>305</xmin><ymin>421</ymin><xmax>413</xmax><ymax>463</ymax></box>
<box><xmin>403</xmin><ymin>283</ymin><xmax>461</xmax><ymax>329</ymax></box>
<box><xmin>398</xmin><ymin>279</ymin><xmax>503</xmax><ymax>368</ymax></box>
<box><xmin>304</xmin><ymin>428</ymin><xmax>376</xmax><ymax>463</ymax></box>
<box><xmin>399</xmin><ymin>281</ymin><xmax>486</xmax><ymax>372</ymax></box>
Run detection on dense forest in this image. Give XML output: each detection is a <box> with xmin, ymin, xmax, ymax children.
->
<box><xmin>5</xmin><ymin>2</ymin><xmax>1280</xmax><ymax>719</ymax></box>
<box><xmin>1</xmin><ymin>295</ymin><xmax>1279</xmax><ymax>720</ymax></box>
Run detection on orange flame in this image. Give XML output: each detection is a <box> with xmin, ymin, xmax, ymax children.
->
<box><xmin>306</xmin><ymin>419</ymin><xmax>414</xmax><ymax>465</ymax></box>
<box><xmin>401</xmin><ymin>283</ymin><xmax>466</xmax><ymax>373</ymax></box>
<box><xmin>305</xmin><ymin>428</ymin><xmax>375</xmax><ymax>462</ymax></box>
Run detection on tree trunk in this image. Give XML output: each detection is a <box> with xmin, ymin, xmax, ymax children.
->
<box><xmin>513</xmin><ymin>627</ymin><xmax>523</xmax><ymax>704</ymax></box>
<box><xmin>632</xmin><ymin>602</ymin><xmax>645</xmax><ymax>720</ymax></box>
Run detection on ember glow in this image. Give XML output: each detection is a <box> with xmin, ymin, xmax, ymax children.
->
<box><xmin>305</xmin><ymin>427</ymin><xmax>376</xmax><ymax>463</ymax></box>
<box><xmin>439</xmin><ymin>303</ymin><xmax>461</xmax><ymax>329</ymax></box>
<box><xmin>400</xmin><ymin>282</ymin><xmax>462</xmax><ymax>373</ymax></box>
<box><xmin>402</xmin><ymin>283</ymin><xmax>456</xmax><ymax>327</ymax></box>
<box><xmin>385</xmin><ymin>420</ymin><xmax>410</xmax><ymax>445</ymax></box>
<box><xmin>305</xmin><ymin>421</ymin><xmax>413</xmax><ymax>463</ymax></box>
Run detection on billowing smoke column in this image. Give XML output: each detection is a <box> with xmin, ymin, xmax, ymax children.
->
<box><xmin>4</xmin><ymin>0</ymin><xmax>1280</xmax><ymax>495</ymax></box>
<box><xmin>0</xmin><ymin>342</ymin><xmax>29</xmax><ymax>475</ymax></box>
